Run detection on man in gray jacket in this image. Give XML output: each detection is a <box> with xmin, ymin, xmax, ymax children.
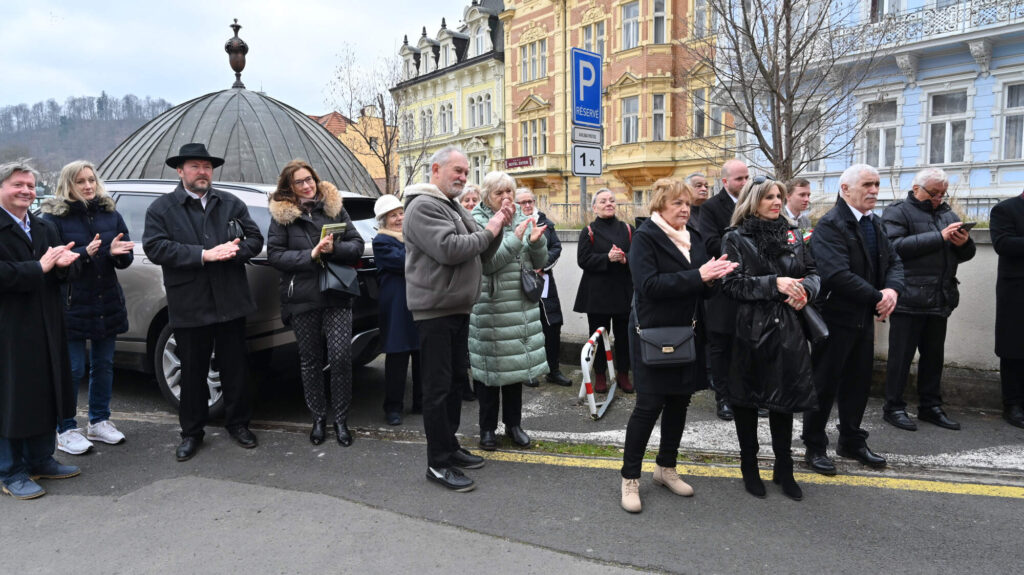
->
<box><xmin>404</xmin><ymin>145</ymin><xmax>512</xmax><ymax>492</ymax></box>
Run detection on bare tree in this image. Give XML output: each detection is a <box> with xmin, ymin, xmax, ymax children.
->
<box><xmin>686</xmin><ymin>0</ymin><xmax>897</xmax><ymax>181</ymax></box>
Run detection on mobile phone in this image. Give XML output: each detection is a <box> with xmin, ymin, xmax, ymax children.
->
<box><xmin>959</xmin><ymin>221</ymin><xmax>977</xmax><ymax>232</ymax></box>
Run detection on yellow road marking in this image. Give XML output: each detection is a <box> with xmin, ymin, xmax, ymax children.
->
<box><xmin>482</xmin><ymin>450</ymin><xmax>1024</xmax><ymax>500</ymax></box>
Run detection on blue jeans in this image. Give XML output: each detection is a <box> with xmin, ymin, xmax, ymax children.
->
<box><xmin>60</xmin><ymin>336</ymin><xmax>116</xmax><ymax>432</ymax></box>
<box><xmin>0</xmin><ymin>433</ymin><xmax>56</xmax><ymax>484</ymax></box>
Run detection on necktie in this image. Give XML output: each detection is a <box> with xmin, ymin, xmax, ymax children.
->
<box><xmin>859</xmin><ymin>214</ymin><xmax>878</xmax><ymax>267</ymax></box>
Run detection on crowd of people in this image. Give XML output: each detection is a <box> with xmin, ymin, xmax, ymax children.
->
<box><xmin>2</xmin><ymin>142</ymin><xmax>1022</xmax><ymax>505</ymax></box>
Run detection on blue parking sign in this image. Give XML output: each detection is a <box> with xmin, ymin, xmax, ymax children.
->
<box><xmin>571</xmin><ymin>48</ymin><xmax>602</xmax><ymax>128</ymax></box>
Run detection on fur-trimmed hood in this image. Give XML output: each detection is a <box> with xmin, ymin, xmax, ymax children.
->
<box><xmin>39</xmin><ymin>195</ymin><xmax>116</xmax><ymax>217</ymax></box>
<box><xmin>268</xmin><ymin>181</ymin><xmax>342</xmax><ymax>225</ymax></box>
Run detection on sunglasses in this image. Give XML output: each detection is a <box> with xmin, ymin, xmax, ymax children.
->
<box><xmin>751</xmin><ymin>175</ymin><xmax>775</xmax><ymax>185</ymax></box>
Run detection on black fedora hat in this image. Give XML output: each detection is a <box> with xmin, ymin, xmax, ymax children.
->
<box><xmin>165</xmin><ymin>143</ymin><xmax>225</xmax><ymax>169</ymax></box>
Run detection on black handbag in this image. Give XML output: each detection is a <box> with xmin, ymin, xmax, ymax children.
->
<box><xmin>520</xmin><ymin>256</ymin><xmax>543</xmax><ymax>303</ymax></box>
<box><xmin>633</xmin><ymin>299</ymin><xmax>698</xmax><ymax>366</ymax></box>
<box><xmin>319</xmin><ymin>261</ymin><xmax>360</xmax><ymax>297</ymax></box>
<box><xmin>800</xmin><ymin>305</ymin><xmax>829</xmax><ymax>345</ymax></box>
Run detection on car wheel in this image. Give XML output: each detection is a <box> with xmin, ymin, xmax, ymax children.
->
<box><xmin>154</xmin><ymin>323</ymin><xmax>225</xmax><ymax>418</ymax></box>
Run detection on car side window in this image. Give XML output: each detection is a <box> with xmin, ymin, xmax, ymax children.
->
<box><xmin>113</xmin><ymin>194</ymin><xmax>157</xmax><ymax>248</ymax></box>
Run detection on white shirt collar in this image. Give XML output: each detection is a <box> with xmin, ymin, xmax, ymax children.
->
<box><xmin>183</xmin><ymin>187</ymin><xmax>209</xmax><ymax>209</ymax></box>
<box><xmin>847</xmin><ymin>202</ymin><xmax>870</xmax><ymax>222</ymax></box>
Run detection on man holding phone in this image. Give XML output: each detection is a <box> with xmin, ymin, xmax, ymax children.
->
<box><xmin>881</xmin><ymin>167</ymin><xmax>975</xmax><ymax>431</ymax></box>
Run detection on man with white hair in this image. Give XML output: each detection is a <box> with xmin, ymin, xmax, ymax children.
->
<box><xmin>685</xmin><ymin>172</ymin><xmax>711</xmax><ymax>229</ymax></box>
<box><xmin>803</xmin><ymin>164</ymin><xmax>904</xmax><ymax>475</ymax></box>
<box><xmin>881</xmin><ymin>168</ymin><xmax>974</xmax><ymax>432</ymax></box>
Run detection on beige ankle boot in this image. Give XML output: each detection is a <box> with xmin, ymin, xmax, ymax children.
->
<box><xmin>620</xmin><ymin>477</ymin><xmax>642</xmax><ymax>513</ymax></box>
<box><xmin>653</xmin><ymin>464</ymin><xmax>695</xmax><ymax>497</ymax></box>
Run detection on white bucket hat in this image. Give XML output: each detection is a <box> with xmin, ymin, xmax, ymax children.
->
<box><xmin>374</xmin><ymin>194</ymin><xmax>403</xmax><ymax>222</ymax></box>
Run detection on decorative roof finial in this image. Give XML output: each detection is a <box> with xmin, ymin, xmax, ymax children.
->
<box><xmin>224</xmin><ymin>19</ymin><xmax>249</xmax><ymax>89</ymax></box>
<box><xmin>403</xmin><ymin>34</ymin><xmax>409</xmax><ymax>45</ymax></box>
<box><xmin>441</xmin><ymin>18</ymin><xmax>447</xmax><ymax>29</ymax></box>
<box><xmin>422</xmin><ymin>26</ymin><xmax>427</xmax><ymax>37</ymax></box>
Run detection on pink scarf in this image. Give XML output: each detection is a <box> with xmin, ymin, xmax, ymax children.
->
<box><xmin>651</xmin><ymin>211</ymin><xmax>691</xmax><ymax>263</ymax></box>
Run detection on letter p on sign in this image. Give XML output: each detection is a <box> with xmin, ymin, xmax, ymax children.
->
<box><xmin>578</xmin><ymin>60</ymin><xmax>595</xmax><ymax>102</ymax></box>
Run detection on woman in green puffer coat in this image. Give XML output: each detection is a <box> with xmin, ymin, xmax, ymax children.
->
<box><xmin>470</xmin><ymin>171</ymin><xmax>550</xmax><ymax>451</ymax></box>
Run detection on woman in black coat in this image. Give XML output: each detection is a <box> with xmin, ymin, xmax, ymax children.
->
<box><xmin>721</xmin><ymin>177</ymin><xmax>820</xmax><ymax>501</ymax></box>
<box><xmin>574</xmin><ymin>188</ymin><xmax>634</xmax><ymax>393</ymax></box>
<box><xmin>40</xmin><ymin>161</ymin><xmax>134</xmax><ymax>455</ymax></box>
<box><xmin>619</xmin><ymin>179</ymin><xmax>737</xmax><ymax>513</ymax></box>
<box><xmin>268</xmin><ymin>160</ymin><xmax>365</xmax><ymax>446</ymax></box>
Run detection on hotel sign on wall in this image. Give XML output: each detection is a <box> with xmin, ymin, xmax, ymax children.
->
<box><xmin>505</xmin><ymin>156</ymin><xmax>534</xmax><ymax>169</ymax></box>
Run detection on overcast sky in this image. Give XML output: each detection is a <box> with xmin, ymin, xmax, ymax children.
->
<box><xmin>1</xmin><ymin>0</ymin><xmax>469</xmax><ymax>115</ymax></box>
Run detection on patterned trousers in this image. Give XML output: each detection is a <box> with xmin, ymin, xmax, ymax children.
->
<box><xmin>292</xmin><ymin>307</ymin><xmax>352</xmax><ymax>424</ymax></box>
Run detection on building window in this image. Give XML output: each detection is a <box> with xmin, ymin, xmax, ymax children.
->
<box><xmin>653</xmin><ymin>0</ymin><xmax>666</xmax><ymax>44</ymax></box>
<box><xmin>929</xmin><ymin>91</ymin><xmax>967</xmax><ymax>164</ymax></box>
<box><xmin>483</xmin><ymin>94</ymin><xmax>491</xmax><ymax>126</ymax></box>
<box><xmin>469</xmin><ymin>97</ymin><xmax>477</xmax><ymax>128</ymax></box>
<box><xmin>865</xmin><ymin>100</ymin><xmax>898</xmax><ymax>167</ymax></box>
<box><xmin>622</xmin><ymin>2</ymin><xmax>640</xmax><ymax>50</ymax></box>
<box><xmin>1004</xmin><ymin>84</ymin><xmax>1024</xmax><ymax>159</ymax></box>
<box><xmin>692</xmin><ymin>88</ymin><xmax>706</xmax><ymax>136</ymax></box>
<box><xmin>693</xmin><ymin>0</ymin><xmax>718</xmax><ymax>37</ymax></box>
<box><xmin>622</xmin><ymin>96</ymin><xmax>639</xmax><ymax>143</ymax></box>
<box><xmin>521</xmin><ymin>118</ymin><xmax>548</xmax><ymax>156</ymax></box>
<box><xmin>652</xmin><ymin>94</ymin><xmax>666</xmax><ymax>141</ymax></box>
<box><xmin>870</xmin><ymin>0</ymin><xmax>899</xmax><ymax>22</ymax></box>
<box><xmin>472</xmin><ymin>155</ymin><xmax>486</xmax><ymax>184</ymax></box>
<box><xmin>519</xmin><ymin>39</ymin><xmax>547</xmax><ymax>82</ymax></box>
<box><xmin>369</xmin><ymin>137</ymin><xmax>379</xmax><ymax>153</ymax></box>
<box><xmin>583</xmin><ymin>21</ymin><xmax>606</xmax><ymax>56</ymax></box>
<box><xmin>796</xmin><ymin>111</ymin><xmax>823</xmax><ymax>172</ymax></box>
<box><xmin>475</xmin><ymin>26</ymin><xmax>487</xmax><ymax>56</ymax></box>
<box><xmin>422</xmin><ymin>163</ymin><xmax>430</xmax><ymax>183</ymax></box>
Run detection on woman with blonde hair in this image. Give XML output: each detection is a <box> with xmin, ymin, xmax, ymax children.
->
<box><xmin>40</xmin><ymin>160</ymin><xmax>134</xmax><ymax>454</ymax></box>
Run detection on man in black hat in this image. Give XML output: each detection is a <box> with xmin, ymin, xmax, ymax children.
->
<box><xmin>142</xmin><ymin>143</ymin><xmax>264</xmax><ymax>461</ymax></box>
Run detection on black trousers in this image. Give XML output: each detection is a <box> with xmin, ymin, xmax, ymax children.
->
<box><xmin>1001</xmin><ymin>357</ymin><xmax>1024</xmax><ymax>407</ymax></box>
<box><xmin>175</xmin><ymin>317</ymin><xmax>250</xmax><ymax>439</ymax></box>
<box><xmin>383</xmin><ymin>351</ymin><xmax>422</xmax><ymax>414</ymax></box>
<box><xmin>474</xmin><ymin>381</ymin><xmax>523</xmax><ymax>431</ymax></box>
<box><xmin>733</xmin><ymin>405</ymin><xmax>794</xmax><ymax>462</ymax></box>
<box><xmin>541</xmin><ymin>310</ymin><xmax>562</xmax><ymax>374</ymax></box>
<box><xmin>884</xmin><ymin>314</ymin><xmax>947</xmax><ymax>413</ymax></box>
<box><xmin>587</xmin><ymin>313</ymin><xmax>630</xmax><ymax>374</ymax></box>
<box><xmin>706</xmin><ymin>330</ymin><xmax>733</xmax><ymax>403</ymax></box>
<box><xmin>620</xmin><ymin>392</ymin><xmax>691</xmax><ymax>479</ymax></box>
<box><xmin>802</xmin><ymin>322</ymin><xmax>874</xmax><ymax>452</ymax></box>
<box><xmin>416</xmin><ymin>315</ymin><xmax>469</xmax><ymax>468</ymax></box>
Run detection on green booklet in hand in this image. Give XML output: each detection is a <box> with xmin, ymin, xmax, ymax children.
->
<box><xmin>320</xmin><ymin>222</ymin><xmax>347</xmax><ymax>241</ymax></box>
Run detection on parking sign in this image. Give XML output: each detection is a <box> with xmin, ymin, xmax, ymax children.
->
<box><xmin>571</xmin><ymin>48</ymin><xmax>602</xmax><ymax>128</ymax></box>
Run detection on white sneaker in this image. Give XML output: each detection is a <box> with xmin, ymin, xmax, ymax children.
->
<box><xmin>86</xmin><ymin>420</ymin><xmax>126</xmax><ymax>445</ymax></box>
<box><xmin>57</xmin><ymin>428</ymin><xmax>94</xmax><ymax>455</ymax></box>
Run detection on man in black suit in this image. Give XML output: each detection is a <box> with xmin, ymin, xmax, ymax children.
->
<box><xmin>698</xmin><ymin>159</ymin><xmax>748</xmax><ymax>420</ymax></box>
<box><xmin>803</xmin><ymin>164</ymin><xmax>904</xmax><ymax>475</ymax></box>
<box><xmin>143</xmin><ymin>143</ymin><xmax>264</xmax><ymax>461</ymax></box>
<box><xmin>991</xmin><ymin>189</ymin><xmax>1024</xmax><ymax>428</ymax></box>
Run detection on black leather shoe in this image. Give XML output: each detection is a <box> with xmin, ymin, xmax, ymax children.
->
<box><xmin>883</xmin><ymin>410</ymin><xmax>917</xmax><ymax>431</ymax></box>
<box><xmin>335</xmin><ymin>422</ymin><xmax>352</xmax><ymax>446</ymax></box>
<box><xmin>524</xmin><ymin>378</ymin><xmax>540</xmax><ymax>388</ymax></box>
<box><xmin>917</xmin><ymin>406</ymin><xmax>961</xmax><ymax>430</ymax></box>
<box><xmin>175</xmin><ymin>437</ymin><xmax>203</xmax><ymax>462</ymax></box>
<box><xmin>1004</xmin><ymin>405</ymin><xmax>1024</xmax><ymax>429</ymax></box>
<box><xmin>479</xmin><ymin>430</ymin><xmax>498</xmax><ymax>451</ymax></box>
<box><xmin>546</xmin><ymin>371</ymin><xmax>573</xmax><ymax>386</ymax></box>
<box><xmin>228</xmin><ymin>426</ymin><xmax>258</xmax><ymax>449</ymax></box>
<box><xmin>716</xmin><ymin>400</ymin><xmax>734</xmax><ymax>421</ymax></box>
<box><xmin>385</xmin><ymin>412</ymin><xmax>402</xmax><ymax>426</ymax></box>
<box><xmin>426</xmin><ymin>466</ymin><xmax>475</xmax><ymax>492</ymax></box>
<box><xmin>507</xmin><ymin>425</ymin><xmax>531</xmax><ymax>448</ymax></box>
<box><xmin>837</xmin><ymin>444</ymin><xmax>887</xmax><ymax>468</ymax></box>
<box><xmin>450</xmin><ymin>447</ymin><xmax>485</xmax><ymax>469</ymax></box>
<box><xmin>804</xmin><ymin>450</ymin><xmax>836</xmax><ymax>476</ymax></box>
<box><xmin>310</xmin><ymin>419</ymin><xmax>326</xmax><ymax>445</ymax></box>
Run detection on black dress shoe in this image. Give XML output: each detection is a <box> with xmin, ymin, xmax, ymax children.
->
<box><xmin>546</xmin><ymin>371</ymin><xmax>573</xmax><ymax>386</ymax></box>
<box><xmin>1004</xmin><ymin>405</ymin><xmax>1024</xmax><ymax>429</ymax></box>
<box><xmin>335</xmin><ymin>422</ymin><xmax>352</xmax><ymax>446</ymax></box>
<box><xmin>228</xmin><ymin>426</ymin><xmax>258</xmax><ymax>449</ymax></box>
<box><xmin>507</xmin><ymin>425</ymin><xmax>531</xmax><ymax>448</ymax></box>
<box><xmin>836</xmin><ymin>444</ymin><xmax>887</xmax><ymax>468</ymax></box>
<box><xmin>917</xmin><ymin>406</ymin><xmax>961</xmax><ymax>430</ymax></box>
<box><xmin>883</xmin><ymin>410</ymin><xmax>917</xmax><ymax>431</ymax></box>
<box><xmin>716</xmin><ymin>400</ymin><xmax>734</xmax><ymax>421</ymax></box>
<box><xmin>524</xmin><ymin>378</ymin><xmax>540</xmax><ymax>388</ymax></box>
<box><xmin>426</xmin><ymin>466</ymin><xmax>475</xmax><ymax>492</ymax></box>
<box><xmin>175</xmin><ymin>437</ymin><xmax>203</xmax><ymax>462</ymax></box>
<box><xmin>479</xmin><ymin>430</ymin><xmax>498</xmax><ymax>451</ymax></box>
<box><xmin>450</xmin><ymin>447</ymin><xmax>485</xmax><ymax>469</ymax></box>
<box><xmin>385</xmin><ymin>412</ymin><xmax>402</xmax><ymax>426</ymax></box>
<box><xmin>310</xmin><ymin>419</ymin><xmax>327</xmax><ymax>445</ymax></box>
<box><xmin>804</xmin><ymin>450</ymin><xmax>836</xmax><ymax>476</ymax></box>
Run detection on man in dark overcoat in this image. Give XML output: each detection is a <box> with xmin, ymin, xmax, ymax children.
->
<box><xmin>803</xmin><ymin>163</ymin><xmax>904</xmax><ymax>475</ymax></box>
<box><xmin>881</xmin><ymin>167</ymin><xmax>974</xmax><ymax>432</ymax></box>
<box><xmin>142</xmin><ymin>143</ymin><xmax>264</xmax><ymax>461</ymax></box>
<box><xmin>0</xmin><ymin>161</ymin><xmax>82</xmax><ymax>500</ymax></box>
<box><xmin>990</xmin><ymin>188</ymin><xmax>1024</xmax><ymax>428</ymax></box>
<box><xmin>698</xmin><ymin>158</ymin><xmax>748</xmax><ymax>420</ymax></box>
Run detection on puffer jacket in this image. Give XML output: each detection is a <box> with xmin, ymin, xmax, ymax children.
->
<box><xmin>267</xmin><ymin>182</ymin><xmax>364</xmax><ymax>324</ymax></box>
<box><xmin>882</xmin><ymin>192</ymin><xmax>976</xmax><ymax>317</ymax></box>
<box><xmin>40</xmin><ymin>196</ymin><xmax>132</xmax><ymax>339</ymax></box>
<box><xmin>721</xmin><ymin>221</ymin><xmax>820</xmax><ymax>413</ymax></box>
<box><xmin>468</xmin><ymin>202</ymin><xmax>550</xmax><ymax>387</ymax></box>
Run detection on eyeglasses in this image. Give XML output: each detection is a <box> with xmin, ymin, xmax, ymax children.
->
<box><xmin>751</xmin><ymin>175</ymin><xmax>775</xmax><ymax>185</ymax></box>
<box><xmin>517</xmin><ymin>199</ymin><xmax>535</xmax><ymax>205</ymax></box>
<box><xmin>920</xmin><ymin>185</ymin><xmax>946</xmax><ymax>199</ymax></box>
<box><xmin>292</xmin><ymin>176</ymin><xmax>315</xmax><ymax>188</ymax></box>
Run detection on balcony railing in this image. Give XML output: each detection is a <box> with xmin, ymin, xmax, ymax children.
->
<box><xmin>872</xmin><ymin>0</ymin><xmax>1024</xmax><ymax>44</ymax></box>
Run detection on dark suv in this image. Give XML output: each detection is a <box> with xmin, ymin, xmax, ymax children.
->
<box><xmin>105</xmin><ymin>179</ymin><xmax>380</xmax><ymax>415</ymax></box>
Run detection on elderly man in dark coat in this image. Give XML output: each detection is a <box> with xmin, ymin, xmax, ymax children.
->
<box><xmin>0</xmin><ymin>161</ymin><xmax>82</xmax><ymax>500</ymax></box>
<box><xmin>142</xmin><ymin>144</ymin><xmax>264</xmax><ymax>462</ymax></box>
<box><xmin>991</xmin><ymin>189</ymin><xmax>1024</xmax><ymax>428</ymax></box>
